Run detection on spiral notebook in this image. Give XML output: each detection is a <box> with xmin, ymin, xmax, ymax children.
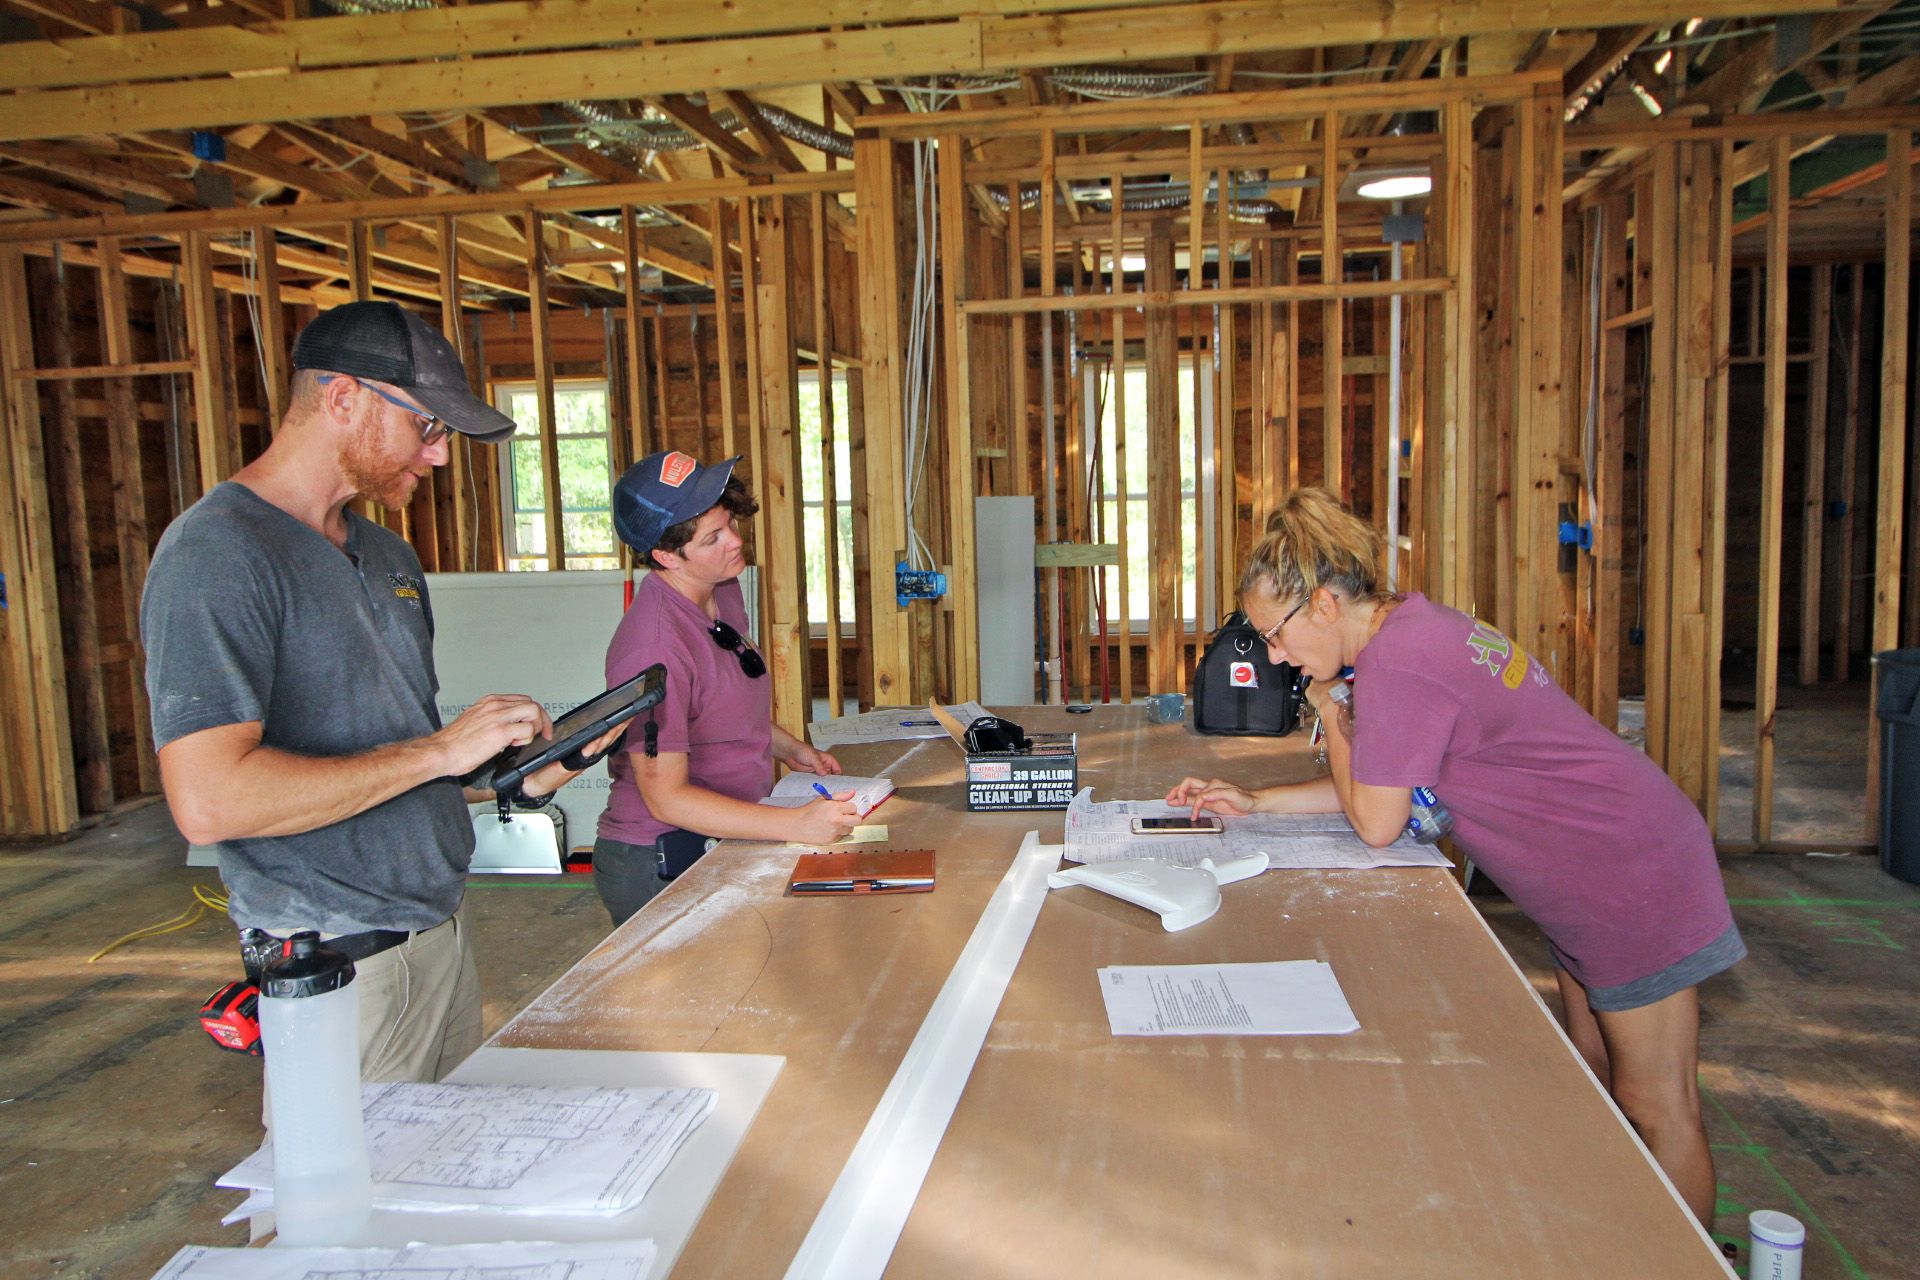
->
<box><xmin>761</xmin><ymin>773</ymin><xmax>896</xmax><ymax>817</ymax></box>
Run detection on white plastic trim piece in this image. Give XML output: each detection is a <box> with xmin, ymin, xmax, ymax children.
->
<box><xmin>783</xmin><ymin>830</ymin><xmax>1057</xmax><ymax>1280</ymax></box>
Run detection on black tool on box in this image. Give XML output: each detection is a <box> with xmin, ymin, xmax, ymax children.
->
<box><xmin>963</xmin><ymin>714</ymin><xmax>1032</xmax><ymax>754</ymax></box>
<box><xmin>467</xmin><ymin>663</ymin><xmax>668</xmax><ymax>821</ymax></box>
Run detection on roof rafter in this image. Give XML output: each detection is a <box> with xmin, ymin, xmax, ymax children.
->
<box><xmin>713</xmin><ymin>91</ymin><xmax>806</xmax><ymax>173</ymax></box>
<box><xmin>647</xmin><ymin>94</ymin><xmax>779</xmax><ymax>177</ymax></box>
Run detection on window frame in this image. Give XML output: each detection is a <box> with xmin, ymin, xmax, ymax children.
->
<box><xmin>797</xmin><ymin>366</ymin><xmax>857</xmax><ymax>635</ymax></box>
<box><xmin>491</xmin><ymin>377</ymin><xmax>619</xmax><ymax>572</ymax></box>
<box><xmin>1083</xmin><ymin>352</ymin><xmax>1211</xmax><ymax>630</ymax></box>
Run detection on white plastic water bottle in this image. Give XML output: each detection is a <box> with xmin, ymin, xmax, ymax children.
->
<box><xmin>258</xmin><ymin>933</ymin><xmax>372</xmax><ymax>1246</ymax></box>
<box><xmin>1748</xmin><ymin>1210</ymin><xmax>1805</xmax><ymax>1280</ymax></box>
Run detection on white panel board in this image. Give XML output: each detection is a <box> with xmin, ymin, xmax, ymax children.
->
<box><xmin>974</xmin><ymin>496</ymin><xmax>1036</xmax><ymax>707</ymax></box>
<box><xmin>421</xmin><ymin>569</ymin><xmax>762</xmax><ymax>852</ymax></box>
<box><xmin>426</xmin><ymin>570</ymin><xmax>632</xmax><ymax>849</ymax></box>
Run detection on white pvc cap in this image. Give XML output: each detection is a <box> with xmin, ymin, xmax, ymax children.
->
<box><xmin>1749</xmin><ymin>1209</ymin><xmax>1806</xmax><ymax>1247</ymax></box>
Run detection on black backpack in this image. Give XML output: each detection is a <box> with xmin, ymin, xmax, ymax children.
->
<box><xmin>1190</xmin><ymin>611</ymin><xmax>1305</xmax><ymax>736</ymax></box>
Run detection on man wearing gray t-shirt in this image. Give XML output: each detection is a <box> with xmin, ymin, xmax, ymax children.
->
<box><xmin>141</xmin><ymin>301</ymin><xmax>612</xmax><ymax>1087</ymax></box>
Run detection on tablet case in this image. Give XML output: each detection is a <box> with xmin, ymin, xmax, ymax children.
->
<box><xmin>788</xmin><ymin>850</ymin><xmax>935</xmax><ymax>896</ymax></box>
<box><xmin>476</xmin><ymin>662</ymin><xmax>667</xmax><ymax>796</ymax></box>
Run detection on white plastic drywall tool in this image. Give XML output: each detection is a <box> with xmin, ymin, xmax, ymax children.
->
<box><xmin>1046</xmin><ymin>852</ymin><xmax>1269</xmax><ymax>931</ymax></box>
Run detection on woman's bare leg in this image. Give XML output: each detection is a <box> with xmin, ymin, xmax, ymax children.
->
<box><xmin>1584</xmin><ymin>981</ymin><xmax>1715</xmax><ymax>1227</ymax></box>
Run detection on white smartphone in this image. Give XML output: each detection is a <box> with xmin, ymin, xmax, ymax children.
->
<box><xmin>1130</xmin><ymin>815</ymin><xmax>1225</xmax><ymax>835</ymax></box>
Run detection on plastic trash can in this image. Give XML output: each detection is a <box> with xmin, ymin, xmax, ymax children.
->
<box><xmin>1874</xmin><ymin>648</ymin><xmax>1920</xmax><ymax>885</ymax></box>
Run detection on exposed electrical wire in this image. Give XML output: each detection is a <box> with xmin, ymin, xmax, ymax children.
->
<box><xmin>900</xmin><ymin>107</ymin><xmax>943</xmax><ymax>572</ymax></box>
<box><xmin>239</xmin><ymin>230</ymin><xmax>272</xmax><ymax>418</ymax></box>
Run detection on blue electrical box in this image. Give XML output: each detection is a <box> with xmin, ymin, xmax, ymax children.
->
<box><xmin>190</xmin><ymin>130</ymin><xmax>227</xmax><ymax>162</ymax></box>
<box><xmin>895</xmin><ymin>561</ymin><xmax>947</xmax><ymax>608</ymax></box>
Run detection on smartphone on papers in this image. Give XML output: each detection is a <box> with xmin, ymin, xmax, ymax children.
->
<box><xmin>1130</xmin><ymin>815</ymin><xmax>1225</xmax><ymax>835</ymax></box>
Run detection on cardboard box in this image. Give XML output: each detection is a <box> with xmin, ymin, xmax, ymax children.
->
<box><xmin>965</xmin><ymin>732</ymin><xmax>1078</xmax><ymax>810</ymax></box>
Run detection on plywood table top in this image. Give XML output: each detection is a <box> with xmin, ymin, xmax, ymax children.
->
<box><xmin>497</xmin><ymin>706</ymin><xmax>1729</xmax><ymax>1279</ymax></box>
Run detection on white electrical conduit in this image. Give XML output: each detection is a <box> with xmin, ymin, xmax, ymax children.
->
<box><xmin>1386</xmin><ymin>211</ymin><xmax>1403</xmax><ymax>590</ymax></box>
<box><xmin>783</xmin><ymin>831</ymin><xmax>1059</xmax><ymax>1280</ymax></box>
<box><xmin>1041</xmin><ymin>310</ymin><xmax>1060</xmax><ymax>701</ymax></box>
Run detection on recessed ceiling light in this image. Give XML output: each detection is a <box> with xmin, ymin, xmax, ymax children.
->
<box><xmin>1356</xmin><ymin>174</ymin><xmax>1433</xmax><ymax>200</ymax></box>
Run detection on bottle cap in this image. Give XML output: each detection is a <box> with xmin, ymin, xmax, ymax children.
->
<box><xmin>1749</xmin><ymin>1209</ymin><xmax>1805</xmax><ymax>1247</ymax></box>
<box><xmin>260</xmin><ymin>932</ymin><xmax>357</xmax><ymax>999</ymax></box>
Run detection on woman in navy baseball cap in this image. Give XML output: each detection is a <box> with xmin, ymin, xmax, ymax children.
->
<box><xmin>592</xmin><ymin>451</ymin><xmax>860</xmax><ymax>925</ymax></box>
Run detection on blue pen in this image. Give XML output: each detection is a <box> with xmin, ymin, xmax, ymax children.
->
<box><xmin>812</xmin><ymin>782</ymin><xmax>834</xmax><ymax>800</ymax></box>
<box><xmin>899</xmin><ymin>719</ymin><xmax>940</xmax><ymax>727</ymax></box>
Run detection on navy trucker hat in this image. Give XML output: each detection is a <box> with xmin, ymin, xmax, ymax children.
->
<box><xmin>292</xmin><ymin>300</ymin><xmax>517</xmax><ymax>444</ymax></box>
<box><xmin>613</xmin><ymin>450</ymin><xmax>740</xmax><ymax>555</ymax></box>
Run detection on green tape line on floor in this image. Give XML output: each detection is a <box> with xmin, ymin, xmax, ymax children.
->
<box><xmin>1703</xmin><ymin>1085</ymin><xmax>1870</xmax><ymax>1280</ymax></box>
<box><xmin>1725</xmin><ymin>897</ymin><xmax>1920</xmax><ymax>909</ymax></box>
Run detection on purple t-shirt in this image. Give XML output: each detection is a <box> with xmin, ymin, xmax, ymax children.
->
<box><xmin>1349</xmin><ymin>594</ymin><xmax>1733</xmax><ymax>990</ymax></box>
<box><xmin>598</xmin><ymin>572</ymin><xmax>772</xmax><ymax>846</ymax></box>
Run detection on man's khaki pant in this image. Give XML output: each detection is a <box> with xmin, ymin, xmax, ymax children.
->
<box><xmin>354</xmin><ymin>910</ymin><xmax>483</xmax><ymax>1084</ymax></box>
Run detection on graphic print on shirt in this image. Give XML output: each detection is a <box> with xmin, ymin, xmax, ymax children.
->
<box><xmin>1465</xmin><ymin>618</ymin><xmax>1548</xmax><ymax>690</ymax></box>
<box><xmin>387</xmin><ymin>571</ymin><xmax>424</xmax><ymax>608</ymax></box>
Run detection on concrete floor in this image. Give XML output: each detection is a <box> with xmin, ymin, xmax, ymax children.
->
<box><xmin>1715</xmin><ymin>682</ymin><xmax>1877</xmax><ymax>847</ymax></box>
<box><xmin>4</xmin><ymin>749</ymin><xmax>1916</xmax><ymax>1278</ymax></box>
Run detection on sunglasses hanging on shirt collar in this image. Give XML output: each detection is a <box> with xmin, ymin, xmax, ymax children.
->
<box><xmin>708</xmin><ymin>619</ymin><xmax>766</xmax><ymax>679</ymax></box>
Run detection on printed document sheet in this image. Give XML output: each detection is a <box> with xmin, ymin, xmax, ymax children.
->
<box><xmin>1064</xmin><ymin>789</ymin><xmax>1449</xmax><ymax>870</ymax></box>
<box><xmin>1098</xmin><ymin>961</ymin><xmax>1361</xmax><ymax>1036</ymax></box>
<box><xmin>219</xmin><ymin>1081</ymin><xmax>713</xmax><ymax>1215</ymax></box>
<box><xmin>151</xmin><ymin>1239</ymin><xmax>656</xmax><ymax>1280</ymax></box>
<box><xmin>806</xmin><ymin>702</ymin><xmax>989</xmax><ymax>751</ymax></box>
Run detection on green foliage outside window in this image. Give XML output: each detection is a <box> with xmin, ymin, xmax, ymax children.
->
<box><xmin>1095</xmin><ymin>359</ymin><xmax>1200</xmax><ymax>626</ymax></box>
<box><xmin>797</xmin><ymin>370</ymin><xmax>856</xmax><ymax>629</ymax></box>
<box><xmin>496</xmin><ymin>382</ymin><xmax>618</xmax><ymax>571</ymax></box>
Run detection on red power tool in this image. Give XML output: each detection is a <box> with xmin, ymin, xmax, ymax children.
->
<box><xmin>198</xmin><ymin>980</ymin><xmax>263</xmax><ymax>1055</ymax></box>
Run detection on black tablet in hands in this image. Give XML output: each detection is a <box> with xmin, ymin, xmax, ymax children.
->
<box><xmin>476</xmin><ymin>663</ymin><xmax>667</xmax><ymax>796</ymax></box>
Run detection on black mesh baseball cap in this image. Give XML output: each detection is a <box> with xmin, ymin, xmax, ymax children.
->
<box><xmin>291</xmin><ymin>301</ymin><xmax>517</xmax><ymax>444</ymax></box>
<box><xmin>613</xmin><ymin>450</ymin><xmax>739</xmax><ymax>555</ymax></box>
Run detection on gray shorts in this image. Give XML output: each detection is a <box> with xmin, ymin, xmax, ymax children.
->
<box><xmin>1572</xmin><ymin>921</ymin><xmax>1747</xmax><ymax>1013</ymax></box>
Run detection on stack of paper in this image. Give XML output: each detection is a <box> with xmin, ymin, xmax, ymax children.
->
<box><xmin>1097</xmin><ymin>961</ymin><xmax>1361</xmax><ymax>1036</ymax></box>
<box><xmin>219</xmin><ymin>1081</ymin><xmax>714</xmax><ymax>1217</ymax></box>
<box><xmin>1063</xmin><ymin>788</ymin><xmax>1450</xmax><ymax>870</ymax></box>
<box><xmin>806</xmin><ymin>702</ymin><xmax>990</xmax><ymax>751</ymax></box>
<box><xmin>151</xmin><ymin>1240</ymin><xmax>657</xmax><ymax>1280</ymax></box>
<box><xmin>761</xmin><ymin>772</ymin><xmax>895</xmax><ymax>817</ymax></box>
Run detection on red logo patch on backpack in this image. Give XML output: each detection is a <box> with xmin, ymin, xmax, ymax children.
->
<box><xmin>659</xmin><ymin>452</ymin><xmax>697</xmax><ymax>487</ymax></box>
<box><xmin>1229</xmin><ymin>661</ymin><xmax>1257</xmax><ymax>688</ymax></box>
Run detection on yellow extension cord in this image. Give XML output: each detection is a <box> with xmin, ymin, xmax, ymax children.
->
<box><xmin>86</xmin><ymin>883</ymin><xmax>229</xmax><ymax>963</ymax></box>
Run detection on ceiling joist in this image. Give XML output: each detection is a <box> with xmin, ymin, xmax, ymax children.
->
<box><xmin>0</xmin><ymin>1</ymin><xmax>1840</xmax><ymax>142</ymax></box>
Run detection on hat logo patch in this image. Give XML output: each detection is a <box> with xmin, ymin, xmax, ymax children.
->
<box><xmin>659</xmin><ymin>452</ymin><xmax>697</xmax><ymax>488</ymax></box>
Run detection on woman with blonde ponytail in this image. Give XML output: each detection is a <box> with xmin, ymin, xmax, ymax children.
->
<box><xmin>1168</xmin><ymin>488</ymin><xmax>1739</xmax><ymax>1229</ymax></box>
